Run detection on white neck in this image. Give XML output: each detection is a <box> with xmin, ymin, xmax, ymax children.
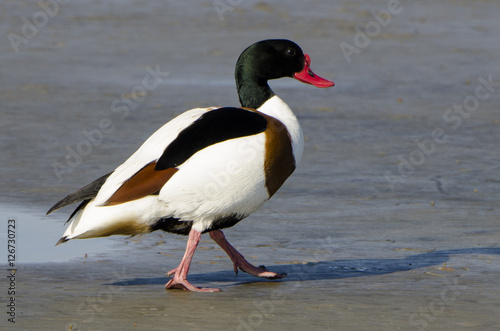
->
<box><xmin>258</xmin><ymin>95</ymin><xmax>304</xmax><ymax>164</ymax></box>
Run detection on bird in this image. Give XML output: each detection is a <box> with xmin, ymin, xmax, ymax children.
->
<box><xmin>47</xmin><ymin>39</ymin><xmax>334</xmax><ymax>292</ymax></box>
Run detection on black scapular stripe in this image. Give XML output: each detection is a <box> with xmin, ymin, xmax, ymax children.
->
<box><xmin>155</xmin><ymin>107</ymin><xmax>267</xmax><ymax>170</ymax></box>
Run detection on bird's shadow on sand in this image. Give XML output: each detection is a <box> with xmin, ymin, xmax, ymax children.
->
<box><xmin>106</xmin><ymin>247</ymin><xmax>500</xmax><ymax>287</ymax></box>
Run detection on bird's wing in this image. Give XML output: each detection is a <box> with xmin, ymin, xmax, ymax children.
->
<box><xmin>47</xmin><ymin>107</ymin><xmax>212</xmax><ymax>217</ymax></box>
<box><xmin>100</xmin><ymin>107</ymin><xmax>267</xmax><ymax>206</ymax></box>
<box><xmin>46</xmin><ymin>172</ymin><xmax>112</xmax><ymax>215</ymax></box>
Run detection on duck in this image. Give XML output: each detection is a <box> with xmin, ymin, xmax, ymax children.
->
<box><xmin>47</xmin><ymin>39</ymin><xmax>334</xmax><ymax>292</ymax></box>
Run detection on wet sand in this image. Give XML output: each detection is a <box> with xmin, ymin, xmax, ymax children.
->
<box><xmin>1</xmin><ymin>0</ymin><xmax>500</xmax><ymax>330</ymax></box>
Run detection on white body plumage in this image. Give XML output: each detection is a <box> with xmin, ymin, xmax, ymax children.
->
<box><xmin>61</xmin><ymin>95</ymin><xmax>303</xmax><ymax>241</ymax></box>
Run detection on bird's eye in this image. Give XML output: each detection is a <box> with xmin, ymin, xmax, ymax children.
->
<box><xmin>285</xmin><ymin>48</ymin><xmax>296</xmax><ymax>56</ymax></box>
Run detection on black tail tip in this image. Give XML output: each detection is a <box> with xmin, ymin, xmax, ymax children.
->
<box><xmin>55</xmin><ymin>236</ymin><xmax>69</xmax><ymax>246</ymax></box>
<box><xmin>46</xmin><ymin>204</ymin><xmax>59</xmax><ymax>215</ymax></box>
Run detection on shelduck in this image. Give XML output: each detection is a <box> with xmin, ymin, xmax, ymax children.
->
<box><xmin>47</xmin><ymin>39</ymin><xmax>334</xmax><ymax>292</ymax></box>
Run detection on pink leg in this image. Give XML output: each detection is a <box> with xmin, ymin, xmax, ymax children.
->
<box><xmin>165</xmin><ymin>229</ymin><xmax>221</xmax><ymax>292</ymax></box>
<box><xmin>209</xmin><ymin>230</ymin><xmax>286</xmax><ymax>279</ymax></box>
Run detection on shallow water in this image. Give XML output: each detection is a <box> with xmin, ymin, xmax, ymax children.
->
<box><xmin>0</xmin><ymin>203</ymin><xmax>123</xmax><ymax>263</ymax></box>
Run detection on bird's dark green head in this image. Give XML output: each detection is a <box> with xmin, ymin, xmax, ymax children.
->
<box><xmin>235</xmin><ymin>39</ymin><xmax>334</xmax><ymax>108</ymax></box>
